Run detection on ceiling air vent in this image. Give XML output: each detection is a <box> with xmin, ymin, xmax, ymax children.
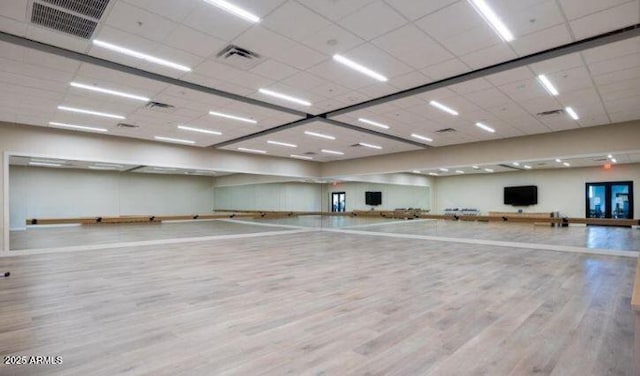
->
<box><xmin>303</xmin><ymin>152</ymin><xmax>317</xmax><ymax>155</ymax></box>
<box><xmin>145</xmin><ymin>101</ymin><xmax>175</xmax><ymax>113</ymax></box>
<box><xmin>216</xmin><ymin>45</ymin><xmax>262</xmax><ymax>70</ymax></box>
<box><xmin>498</xmin><ymin>164</ymin><xmax>520</xmax><ymax>170</ymax></box>
<box><xmin>536</xmin><ymin>109</ymin><xmax>565</xmax><ymax>117</ymax></box>
<box><xmin>117</xmin><ymin>122</ymin><xmax>139</xmax><ymax>129</ymax></box>
<box><xmin>30</xmin><ymin>0</ymin><xmax>111</xmax><ymax>39</ymax></box>
<box><xmin>350</xmin><ymin>143</ymin><xmax>363</xmax><ymax>147</ymax></box>
<box><xmin>41</xmin><ymin>0</ymin><xmax>111</xmax><ymax>19</ymax></box>
<box><xmin>435</xmin><ymin>128</ymin><xmax>457</xmax><ymax>133</ymax></box>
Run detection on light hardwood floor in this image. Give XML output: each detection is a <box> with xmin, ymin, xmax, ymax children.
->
<box><xmin>0</xmin><ymin>230</ymin><xmax>635</xmax><ymax>375</ymax></box>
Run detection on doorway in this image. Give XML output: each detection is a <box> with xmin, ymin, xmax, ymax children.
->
<box><xmin>331</xmin><ymin>192</ymin><xmax>346</xmax><ymax>212</ymax></box>
<box><xmin>585</xmin><ymin>181</ymin><xmax>633</xmax><ymax>220</ymax></box>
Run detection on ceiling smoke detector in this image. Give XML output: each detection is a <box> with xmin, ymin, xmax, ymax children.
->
<box><xmin>216</xmin><ymin>45</ymin><xmax>262</xmax><ymax>70</ymax></box>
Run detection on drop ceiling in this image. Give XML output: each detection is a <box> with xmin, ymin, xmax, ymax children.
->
<box><xmin>0</xmin><ymin>0</ymin><xmax>638</xmax><ymax>161</ymax></box>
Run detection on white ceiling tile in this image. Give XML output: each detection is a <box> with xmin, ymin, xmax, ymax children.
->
<box><xmin>280</xmin><ymin>71</ymin><xmax>326</xmax><ymax>91</ymax></box>
<box><xmin>511</xmin><ymin>24</ymin><xmax>573</xmax><ymax>56</ymax></box>
<box><xmin>582</xmin><ymin>37</ymin><xmax>640</xmax><ymax>64</ymax></box>
<box><xmin>297</xmin><ymin>0</ymin><xmax>377</xmax><ymax>22</ymax></box>
<box><xmin>558</xmin><ymin>0</ymin><xmax>633</xmax><ymax>20</ymax></box>
<box><xmin>492</xmin><ymin>0</ymin><xmax>565</xmax><ymax>37</ymax></box>
<box><xmin>421</xmin><ymin>58</ymin><xmax>470</xmax><ymax>81</ymax></box>
<box><xmin>26</xmin><ymin>24</ymin><xmax>90</xmax><ymax>53</ymax></box>
<box><xmin>389</xmin><ymin>71</ymin><xmax>431</xmax><ymax>91</ymax></box>
<box><xmin>486</xmin><ymin>67</ymin><xmax>534</xmax><ymax>86</ymax></box>
<box><xmin>274</xmin><ymin>42</ymin><xmax>327</xmax><ymax>70</ymax></box>
<box><xmin>0</xmin><ymin>0</ymin><xmax>27</xmax><ymax>21</ymax></box>
<box><xmin>105</xmin><ymin>1</ymin><xmax>178</xmax><ymax>42</ymax></box>
<box><xmin>588</xmin><ymin>52</ymin><xmax>640</xmax><ymax>76</ymax></box>
<box><xmin>415</xmin><ymin>1</ymin><xmax>481</xmax><ymax>41</ymax></box>
<box><xmin>340</xmin><ymin>1</ymin><xmax>407</xmax><ymax>40</ymax></box>
<box><xmin>300</xmin><ymin>24</ymin><xmax>364</xmax><ymax>56</ymax></box>
<box><xmin>459</xmin><ymin>43</ymin><xmax>518</xmax><ymax>70</ymax></box>
<box><xmin>372</xmin><ymin>24</ymin><xmax>453</xmax><ymax>69</ymax></box>
<box><xmin>250</xmin><ymin>59</ymin><xmax>299</xmax><ymax>81</ymax></box>
<box><xmin>122</xmin><ymin>0</ymin><xmax>199</xmax><ymax>23</ymax></box>
<box><xmin>529</xmin><ymin>53</ymin><xmax>584</xmax><ymax>74</ymax></box>
<box><xmin>569</xmin><ymin>1</ymin><xmax>639</xmax><ymax>40</ymax></box>
<box><xmin>232</xmin><ymin>25</ymin><xmax>295</xmax><ymax>58</ymax></box>
<box><xmin>263</xmin><ymin>1</ymin><xmax>332</xmax><ymax>42</ymax></box>
<box><xmin>164</xmin><ymin>25</ymin><xmax>227</xmax><ymax>58</ymax></box>
<box><xmin>0</xmin><ymin>15</ymin><xmax>27</xmax><ymax>36</ymax></box>
<box><xmin>449</xmin><ymin>78</ymin><xmax>493</xmax><ymax>95</ymax></box>
<box><xmin>385</xmin><ymin>0</ymin><xmax>457</xmax><ymax>21</ymax></box>
<box><xmin>183</xmin><ymin>2</ymin><xmax>252</xmax><ymax>40</ymax></box>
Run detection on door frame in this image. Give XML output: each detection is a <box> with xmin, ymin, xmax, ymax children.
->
<box><xmin>330</xmin><ymin>191</ymin><xmax>346</xmax><ymax>213</ymax></box>
<box><xmin>585</xmin><ymin>181</ymin><xmax>634</xmax><ymax>219</ymax></box>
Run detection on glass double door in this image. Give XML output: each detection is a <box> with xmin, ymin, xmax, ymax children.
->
<box><xmin>331</xmin><ymin>192</ymin><xmax>346</xmax><ymax>212</ymax></box>
<box><xmin>586</xmin><ymin>181</ymin><xmax>633</xmax><ymax>219</ymax></box>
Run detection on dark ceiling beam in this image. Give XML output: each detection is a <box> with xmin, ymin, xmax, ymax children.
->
<box><xmin>0</xmin><ymin>31</ymin><xmax>307</xmax><ymax>118</ymax></box>
<box><xmin>325</xmin><ymin>23</ymin><xmax>640</xmax><ymax>118</ymax></box>
<box><xmin>212</xmin><ymin>116</ymin><xmax>317</xmax><ymax>148</ymax></box>
<box><xmin>320</xmin><ymin>118</ymin><xmax>427</xmax><ymax>148</ymax></box>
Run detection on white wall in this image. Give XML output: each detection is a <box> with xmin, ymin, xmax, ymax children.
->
<box><xmin>325</xmin><ymin>182</ymin><xmax>430</xmax><ymax>211</ymax></box>
<box><xmin>10</xmin><ymin>166</ymin><xmax>215</xmax><ymax>229</ymax></box>
<box><xmin>434</xmin><ymin>164</ymin><xmax>640</xmax><ymax>216</ymax></box>
<box><xmin>214</xmin><ymin>182</ymin><xmax>322</xmax><ymax>211</ymax></box>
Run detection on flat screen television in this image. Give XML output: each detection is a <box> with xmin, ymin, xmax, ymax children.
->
<box><xmin>504</xmin><ymin>185</ymin><xmax>538</xmax><ymax>206</ymax></box>
<box><xmin>365</xmin><ymin>191</ymin><xmax>382</xmax><ymax>206</ymax></box>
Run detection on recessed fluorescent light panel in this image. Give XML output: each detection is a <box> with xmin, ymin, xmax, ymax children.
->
<box><xmin>484</xmin><ymin>168</ymin><xmax>494</xmax><ymax>172</ymax></box>
<box><xmin>468</xmin><ymin>0</ymin><xmax>514</xmax><ymax>42</ymax></box>
<box><xmin>524</xmin><ymin>165</ymin><xmax>532</xmax><ymax>169</ymax></box>
<box><xmin>70</xmin><ymin>82</ymin><xmax>149</xmax><ymax>101</ymax></box>
<box><xmin>512</xmin><ymin>162</ymin><xmax>520</xmax><ymax>166</ymax></box>
<box><xmin>359</xmin><ymin>142</ymin><xmax>382</xmax><ymax>150</ymax></box>
<box><xmin>238</xmin><ymin>147</ymin><xmax>267</xmax><ymax>154</ymax></box>
<box><xmin>49</xmin><ymin>121</ymin><xmax>108</xmax><ymax>132</ymax></box>
<box><xmin>178</xmin><ymin>125</ymin><xmax>222</xmax><ymax>135</ymax></box>
<box><xmin>611</xmin><ymin>158</ymin><xmax>617</xmax><ymax>163</ymax></box>
<box><xmin>411</xmin><ymin>133</ymin><xmax>432</xmax><ymax>142</ymax></box>
<box><xmin>57</xmin><ymin>106</ymin><xmax>124</xmax><ymax>120</ymax></box>
<box><xmin>475</xmin><ymin>122</ymin><xmax>496</xmax><ymax>133</ymax></box>
<box><xmin>88</xmin><ymin>166</ymin><xmax>117</xmax><ymax>170</ymax></box>
<box><xmin>563</xmin><ymin>162</ymin><xmax>571</xmax><ymax>167</ymax></box>
<box><xmin>412</xmin><ymin>170</ymin><xmax>421</xmax><ymax>174</ymax></box>
<box><xmin>332</xmin><ymin>54</ymin><xmax>388</xmax><ymax>82</ymax></box>
<box><xmin>358</xmin><ymin>118</ymin><xmax>390</xmax><ymax>129</ymax></box>
<box><xmin>555</xmin><ymin>159</ymin><xmax>562</xmax><ymax>163</ymax></box>
<box><xmin>321</xmin><ymin>149</ymin><xmax>344</xmax><ymax>155</ymax></box>
<box><xmin>472</xmin><ymin>165</ymin><xmax>480</xmax><ymax>169</ymax></box>
<box><xmin>428</xmin><ymin>172</ymin><xmax>439</xmax><ymax>176</ymax></box>
<box><xmin>258</xmin><ymin>89</ymin><xmax>311</xmax><ymax>106</ymax></box>
<box><xmin>304</xmin><ymin>131</ymin><xmax>335</xmax><ymax>140</ymax></box>
<box><xmin>456</xmin><ymin>170</ymin><xmax>465</xmax><ymax>174</ymax></box>
<box><xmin>29</xmin><ymin>162</ymin><xmax>62</xmax><ymax>167</ymax></box>
<box><xmin>439</xmin><ymin>168</ymin><xmax>449</xmax><ymax>172</ymax></box>
<box><xmin>429</xmin><ymin>100</ymin><xmax>458</xmax><ymax>116</ymax></box>
<box><xmin>537</xmin><ymin>74</ymin><xmax>559</xmax><ymax>96</ymax></box>
<box><xmin>209</xmin><ymin>111</ymin><xmax>257</xmax><ymax>124</ymax></box>
<box><xmin>267</xmin><ymin>140</ymin><xmax>297</xmax><ymax>148</ymax></box>
<box><xmin>154</xmin><ymin>136</ymin><xmax>196</xmax><ymax>144</ymax></box>
<box><xmin>565</xmin><ymin>107</ymin><xmax>579</xmax><ymax>120</ymax></box>
<box><xmin>92</xmin><ymin>40</ymin><xmax>191</xmax><ymax>72</ymax></box>
<box><xmin>290</xmin><ymin>154</ymin><xmax>313</xmax><ymax>160</ymax></box>
<box><xmin>202</xmin><ymin>0</ymin><xmax>260</xmax><ymax>23</ymax></box>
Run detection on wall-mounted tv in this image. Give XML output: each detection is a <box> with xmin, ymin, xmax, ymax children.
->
<box><xmin>365</xmin><ymin>191</ymin><xmax>382</xmax><ymax>206</ymax></box>
<box><xmin>504</xmin><ymin>185</ymin><xmax>538</xmax><ymax>206</ymax></box>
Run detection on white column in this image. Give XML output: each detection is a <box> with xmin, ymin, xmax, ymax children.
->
<box><xmin>1</xmin><ymin>151</ymin><xmax>7</xmax><ymax>253</ymax></box>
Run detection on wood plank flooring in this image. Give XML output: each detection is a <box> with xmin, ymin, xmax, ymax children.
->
<box><xmin>0</xmin><ymin>231</ymin><xmax>636</xmax><ymax>375</ymax></box>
